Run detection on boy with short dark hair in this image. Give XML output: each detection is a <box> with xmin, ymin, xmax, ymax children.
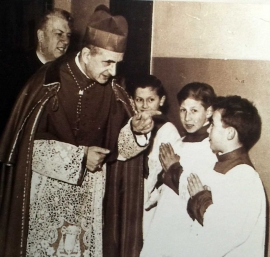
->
<box><xmin>186</xmin><ymin>95</ymin><xmax>266</xmax><ymax>257</ymax></box>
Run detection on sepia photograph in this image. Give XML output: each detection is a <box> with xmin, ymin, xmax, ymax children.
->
<box><xmin>0</xmin><ymin>0</ymin><xmax>269</xmax><ymax>256</ymax></box>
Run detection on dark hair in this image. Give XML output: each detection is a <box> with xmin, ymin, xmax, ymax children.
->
<box><xmin>127</xmin><ymin>75</ymin><xmax>168</xmax><ymax>113</ymax></box>
<box><xmin>128</xmin><ymin>75</ymin><xmax>165</xmax><ymax>98</ymax></box>
<box><xmin>37</xmin><ymin>8</ymin><xmax>73</xmax><ymax>31</ymax></box>
<box><xmin>177</xmin><ymin>82</ymin><xmax>216</xmax><ymax>109</ymax></box>
<box><xmin>213</xmin><ymin>95</ymin><xmax>262</xmax><ymax>151</ymax></box>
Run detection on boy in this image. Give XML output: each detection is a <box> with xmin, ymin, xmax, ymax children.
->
<box><xmin>186</xmin><ymin>95</ymin><xmax>266</xmax><ymax>257</ymax></box>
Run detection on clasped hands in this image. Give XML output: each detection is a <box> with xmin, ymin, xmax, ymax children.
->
<box><xmin>159</xmin><ymin>143</ymin><xmax>180</xmax><ymax>172</ymax></box>
<box><xmin>187</xmin><ymin>173</ymin><xmax>211</xmax><ymax>198</ymax></box>
<box><xmin>159</xmin><ymin>143</ymin><xmax>210</xmax><ymax>197</ymax></box>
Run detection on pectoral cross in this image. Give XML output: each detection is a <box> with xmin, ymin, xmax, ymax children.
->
<box><xmin>79</xmin><ymin>90</ymin><xmax>84</xmax><ymax>95</ymax></box>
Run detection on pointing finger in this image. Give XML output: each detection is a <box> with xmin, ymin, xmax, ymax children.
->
<box><xmin>141</xmin><ymin>110</ymin><xmax>162</xmax><ymax>119</ymax></box>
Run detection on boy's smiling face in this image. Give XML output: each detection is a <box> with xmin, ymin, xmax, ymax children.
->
<box><xmin>134</xmin><ymin>87</ymin><xmax>165</xmax><ymax>113</ymax></box>
<box><xmin>207</xmin><ymin>110</ymin><xmax>228</xmax><ymax>153</ymax></box>
<box><xmin>179</xmin><ymin>98</ymin><xmax>209</xmax><ymax>133</ymax></box>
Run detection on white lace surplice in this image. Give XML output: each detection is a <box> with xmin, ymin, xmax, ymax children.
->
<box><xmin>27</xmin><ymin>124</ymin><xmax>148</xmax><ymax>257</ymax></box>
<box><xmin>28</xmin><ymin>140</ymin><xmax>105</xmax><ymax>257</ymax></box>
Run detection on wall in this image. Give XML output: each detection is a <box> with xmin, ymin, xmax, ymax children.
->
<box><xmin>54</xmin><ymin>0</ymin><xmax>71</xmax><ymax>12</ymax></box>
<box><xmin>151</xmin><ymin>2</ymin><xmax>270</xmax><ymax>60</ymax></box>
<box><xmin>54</xmin><ymin>0</ymin><xmax>109</xmax><ymax>51</ymax></box>
<box><xmin>151</xmin><ymin>2</ymin><xmax>270</xmax><ymax>255</ymax></box>
<box><xmin>71</xmin><ymin>0</ymin><xmax>109</xmax><ymax>51</ymax></box>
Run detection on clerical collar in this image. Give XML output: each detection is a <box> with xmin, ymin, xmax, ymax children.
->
<box><xmin>214</xmin><ymin>147</ymin><xmax>253</xmax><ymax>174</ymax></box>
<box><xmin>36</xmin><ymin>50</ymin><xmax>46</xmax><ymax>64</ymax></box>
<box><xmin>75</xmin><ymin>52</ymin><xmax>90</xmax><ymax>79</ymax></box>
<box><xmin>182</xmin><ymin>123</ymin><xmax>210</xmax><ymax>143</ymax></box>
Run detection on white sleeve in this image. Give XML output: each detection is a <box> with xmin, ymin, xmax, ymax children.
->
<box><xmin>187</xmin><ymin>165</ymin><xmax>266</xmax><ymax>257</ymax></box>
<box><xmin>150</xmin><ymin>122</ymin><xmax>181</xmax><ymax>153</ymax></box>
<box><xmin>32</xmin><ymin>140</ymin><xmax>86</xmax><ymax>185</ymax></box>
<box><xmin>117</xmin><ymin>118</ymin><xmax>149</xmax><ymax>161</ymax></box>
